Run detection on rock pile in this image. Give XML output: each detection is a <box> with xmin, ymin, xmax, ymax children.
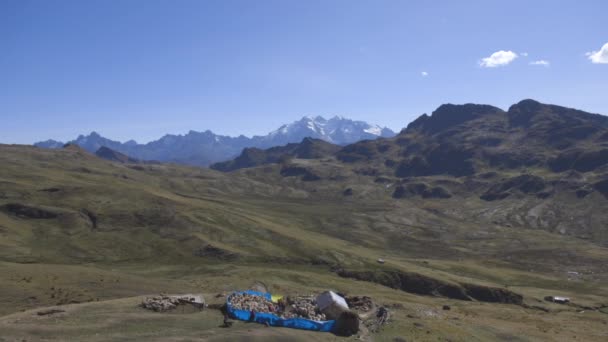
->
<box><xmin>141</xmin><ymin>294</ymin><xmax>205</xmax><ymax>312</ymax></box>
<box><xmin>228</xmin><ymin>293</ymin><xmax>327</xmax><ymax>321</ymax></box>
<box><xmin>229</xmin><ymin>293</ymin><xmax>276</xmax><ymax>313</ymax></box>
<box><xmin>283</xmin><ymin>296</ymin><xmax>326</xmax><ymax>321</ymax></box>
<box><xmin>345</xmin><ymin>295</ymin><xmax>374</xmax><ymax>312</ymax></box>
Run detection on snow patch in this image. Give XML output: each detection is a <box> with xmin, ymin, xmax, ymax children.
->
<box><xmin>364</xmin><ymin>126</ymin><xmax>382</xmax><ymax>136</ymax></box>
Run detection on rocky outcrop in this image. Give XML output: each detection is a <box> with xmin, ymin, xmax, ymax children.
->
<box><xmin>336</xmin><ymin>268</ymin><xmax>469</xmax><ymax>300</ymax></box>
<box><xmin>593</xmin><ymin>179</ymin><xmax>608</xmax><ymax>199</ymax></box>
<box><xmin>0</xmin><ymin>203</ymin><xmax>59</xmax><ymax>219</ymax></box>
<box><xmin>95</xmin><ymin>146</ymin><xmax>140</xmax><ymax>163</ymax></box>
<box><xmin>280</xmin><ymin>166</ymin><xmax>321</xmax><ymax>181</ymax></box>
<box><xmin>462</xmin><ymin>284</ymin><xmax>523</xmax><ymax>304</ymax></box>
<box><xmin>194</xmin><ymin>244</ymin><xmax>237</xmax><ymax>260</ymax></box>
<box><xmin>395</xmin><ymin>144</ymin><xmax>475</xmax><ymax>177</ymax></box>
<box><xmin>212</xmin><ymin>138</ymin><xmax>340</xmax><ymax>171</ymax></box>
<box><xmin>337</xmin><ymin>140</ymin><xmax>380</xmax><ymax>163</ymax></box>
<box><xmin>392</xmin><ymin>183</ymin><xmax>451</xmax><ymax>199</ymax></box>
<box><xmin>549</xmin><ymin>149</ymin><xmax>608</xmax><ymax>172</ymax></box>
<box><xmin>480</xmin><ymin>175</ymin><xmax>546</xmax><ymax>201</ymax></box>
<box><xmin>407</xmin><ymin>103</ymin><xmax>504</xmax><ymax>134</ymax></box>
<box><xmin>335</xmin><ymin>269</ymin><xmax>523</xmax><ymax>304</ymax></box>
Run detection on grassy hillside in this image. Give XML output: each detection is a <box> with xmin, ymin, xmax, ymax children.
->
<box><xmin>1</xmin><ymin>144</ymin><xmax>607</xmax><ymax>341</ymax></box>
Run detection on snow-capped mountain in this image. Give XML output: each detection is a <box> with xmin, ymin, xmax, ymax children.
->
<box><xmin>264</xmin><ymin>116</ymin><xmax>394</xmax><ymax>146</ymax></box>
<box><xmin>34</xmin><ymin>116</ymin><xmax>396</xmax><ymax>166</ymax></box>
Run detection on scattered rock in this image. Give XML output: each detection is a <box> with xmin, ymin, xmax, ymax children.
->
<box><xmin>280</xmin><ymin>166</ymin><xmax>321</xmax><ymax>181</ymax></box>
<box><xmin>442</xmin><ymin>305</ymin><xmax>451</xmax><ymax>310</ymax></box>
<box><xmin>392</xmin><ymin>183</ymin><xmax>451</xmax><ymax>199</ymax></box>
<box><xmin>481</xmin><ymin>174</ymin><xmax>546</xmax><ymax>201</ymax></box>
<box><xmin>141</xmin><ymin>294</ymin><xmax>205</xmax><ymax>312</ymax></box>
<box><xmin>345</xmin><ymin>295</ymin><xmax>374</xmax><ymax>313</ymax></box>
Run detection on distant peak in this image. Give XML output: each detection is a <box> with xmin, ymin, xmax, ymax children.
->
<box><xmin>433</xmin><ymin>103</ymin><xmax>503</xmax><ymax>115</ymax></box>
<box><xmin>62</xmin><ymin>143</ymin><xmax>88</xmax><ymax>153</ymax></box>
<box><xmin>406</xmin><ymin>103</ymin><xmax>504</xmax><ymax>134</ymax></box>
<box><xmin>300</xmin><ymin>137</ymin><xmax>317</xmax><ymax>144</ymax></box>
<box><xmin>517</xmin><ymin>98</ymin><xmax>541</xmax><ymax>105</ymax></box>
<box><xmin>302</xmin><ymin>115</ymin><xmax>326</xmax><ymax>122</ymax></box>
<box><xmin>508</xmin><ymin>99</ymin><xmax>543</xmax><ymax>113</ymax></box>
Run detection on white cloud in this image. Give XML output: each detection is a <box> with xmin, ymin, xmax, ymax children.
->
<box><xmin>421</xmin><ymin>71</ymin><xmax>428</xmax><ymax>77</ymax></box>
<box><xmin>520</xmin><ymin>52</ymin><xmax>529</xmax><ymax>57</ymax></box>
<box><xmin>530</xmin><ymin>60</ymin><xmax>550</xmax><ymax>66</ymax></box>
<box><xmin>586</xmin><ymin>42</ymin><xmax>608</xmax><ymax>64</ymax></box>
<box><xmin>479</xmin><ymin>50</ymin><xmax>518</xmax><ymax>68</ymax></box>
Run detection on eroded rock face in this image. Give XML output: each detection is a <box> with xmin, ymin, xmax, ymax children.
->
<box><xmin>194</xmin><ymin>245</ymin><xmax>237</xmax><ymax>260</ymax></box>
<box><xmin>0</xmin><ymin>203</ymin><xmax>59</xmax><ymax>219</ymax></box>
<box><xmin>594</xmin><ymin>179</ymin><xmax>608</xmax><ymax>199</ymax></box>
<box><xmin>484</xmin><ymin>150</ymin><xmax>543</xmax><ymax>169</ymax></box>
<box><xmin>335</xmin><ymin>269</ymin><xmax>523</xmax><ymax>305</ymax></box>
<box><xmin>337</xmin><ymin>141</ymin><xmax>379</xmax><ymax>163</ymax></box>
<box><xmin>395</xmin><ymin>144</ymin><xmax>475</xmax><ymax>178</ymax></box>
<box><xmin>462</xmin><ymin>284</ymin><xmax>523</xmax><ymax>304</ymax></box>
<box><xmin>549</xmin><ymin>149</ymin><xmax>608</xmax><ymax>172</ymax></box>
<box><xmin>335</xmin><ymin>269</ymin><xmax>469</xmax><ymax>300</ymax></box>
<box><xmin>480</xmin><ymin>175</ymin><xmax>546</xmax><ymax>201</ymax></box>
<box><xmin>408</xmin><ymin>103</ymin><xmax>504</xmax><ymax>134</ymax></box>
<box><xmin>280</xmin><ymin>166</ymin><xmax>321</xmax><ymax>181</ymax></box>
<box><xmin>392</xmin><ymin>183</ymin><xmax>451</xmax><ymax>199</ymax></box>
<box><xmin>211</xmin><ymin>138</ymin><xmax>341</xmax><ymax>172</ymax></box>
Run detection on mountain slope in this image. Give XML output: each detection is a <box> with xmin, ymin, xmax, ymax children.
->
<box><xmin>210</xmin><ymin>138</ymin><xmax>340</xmax><ymax>172</ymax></box>
<box><xmin>95</xmin><ymin>146</ymin><xmax>140</xmax><ymax>164</ymax></box>
<box><xmin>213</xmin><ymin>99</ymin><xmax>608</xmax><ymax>245</ymax></box>
<box><xmin>337</xmin><ymin>99</ymin><xmax>608</xmax><ymax>177</ymax></box>
<box><xmin>34</xmin><ymin>116</ymin><xmax>395</xmax><ymax>166</ymax></box>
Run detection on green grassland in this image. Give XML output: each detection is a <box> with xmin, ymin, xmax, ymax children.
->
<box><xmin>1</xmin><ymin>145</ymin><xmax>607</xmax><ymax>341</ymax></box>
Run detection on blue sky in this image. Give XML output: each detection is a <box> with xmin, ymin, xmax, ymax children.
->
<box><xmin>1</xmin><ymin>0</ymin><xmax>607</xmax><ymax>144</ymax></box>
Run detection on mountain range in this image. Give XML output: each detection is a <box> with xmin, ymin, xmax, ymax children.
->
<box><xmin>34</xmin><ymin>116</ymin><xmax>395</xmax><ymax>166</ymax></box>
<box><xmin>3</xmin><ymin>98</ymin><xmax>608</xmax><ymax>340</ymax></box>
<box><xmin>212</xmin><ymin>99</ymin><xmax>608</xmax><ymax>244</ymax></box>
<box><xmin>214</xmin><ymin>99</ymin><xmax>608</xmax><ymax>176</ymax></box>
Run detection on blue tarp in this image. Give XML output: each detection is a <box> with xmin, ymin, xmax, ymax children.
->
<box><xmin>226</xmin><ymin>290</ymin><xmax>336</xmax><ymax>332</ymax></box>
